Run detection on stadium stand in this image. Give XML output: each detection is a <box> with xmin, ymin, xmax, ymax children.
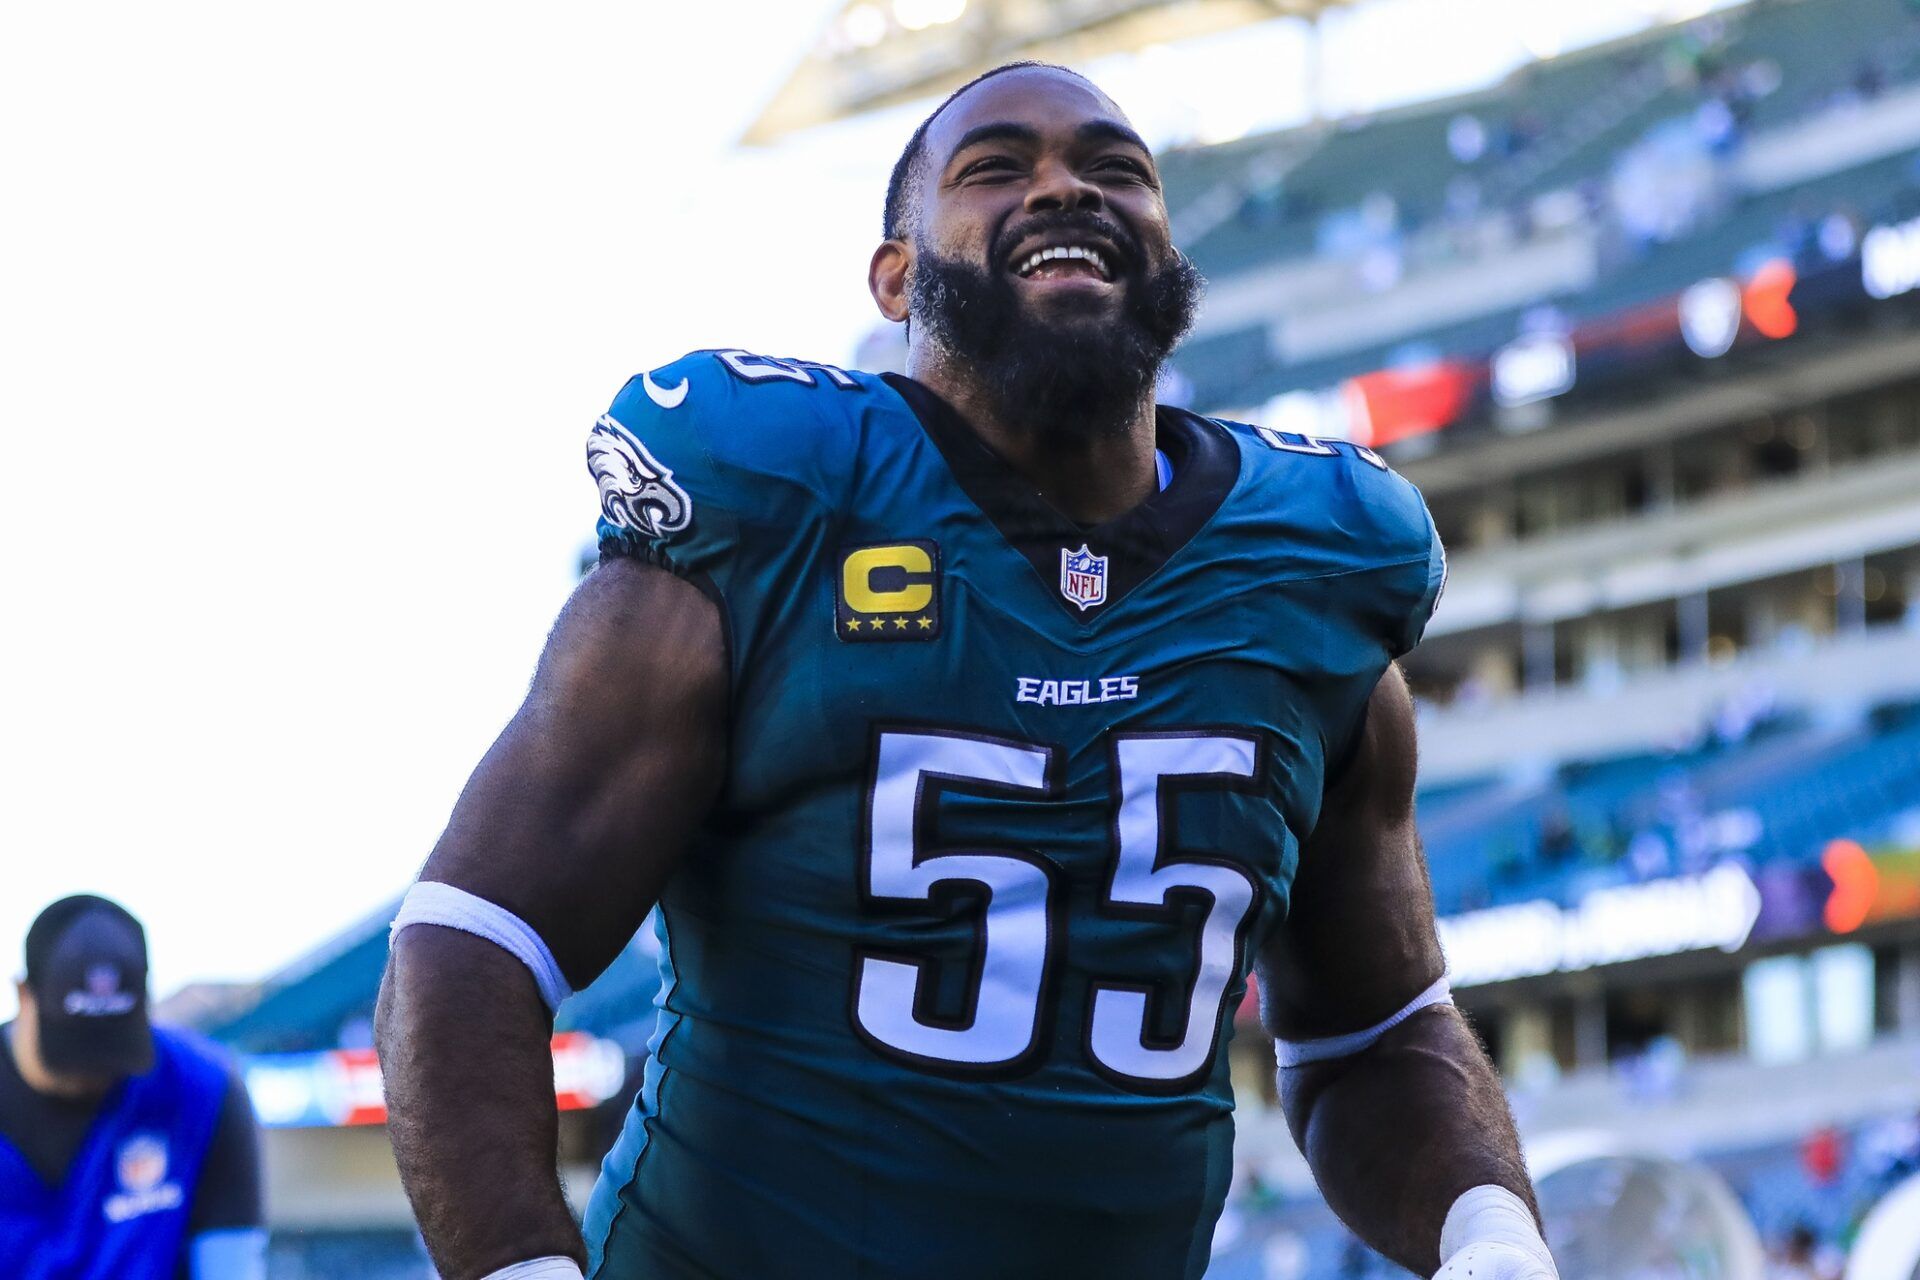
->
<box><xmin>263</xmin><ymin>1230</ymin><xmax>433</xmax><ymax>1280</ymax></box>
<box><xmin>1209</xmin><ymin>1101</ymin><xmax>1920</xmax><ymax>1280</ymax></box>
<box><xmin>199</xmin><ymin>907</ymin><xmax>663</xmax><ymax>1060</ymax></box>
<box><xmin>1159</xmin><ymin>0</ymin><xmax>1920</xmax><ymax>412</ymax></box>
<box><xmin>1418</xmin><ymin>696</ymin><xmax>1920</xmax><ymax>915</ymax></box>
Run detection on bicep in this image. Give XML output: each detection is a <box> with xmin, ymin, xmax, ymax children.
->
<box><xmin>419</xmin><ymin>555</ymin><xmax>729</xmax><ymax>990</ymax></box>
<box><xmin>1257</xmin><ymin>665</ymin><xmax>1445</xmax><ymax>1041</ymax></box>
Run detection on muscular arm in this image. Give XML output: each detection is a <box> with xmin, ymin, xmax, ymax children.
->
<box><xmin>375</xmin><ymin>558</ymin><xmax>728</xmax><ymax>1280</ymax></box>
<box><xmin>1257</xmin><ymin>667</ymin><xmax>1536</xmax><ymax>1277</ymax></box>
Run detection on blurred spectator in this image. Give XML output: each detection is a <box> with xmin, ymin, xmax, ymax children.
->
<box><xmin>1260</xmin><ymin>1229</ymin><xmax>1308</xmax><ymax>1280</ymax></box>
<box><xmin>1156</xmin><ymin>364</ymin><xmax>1196</xmax><ymax>410</ymax></box>
<box><xmin>1537</xmin><ymin>801</ymin><xmax>1577</xmax><ymax>866</ymax></box>
<box><xmin>1610</xmin><ymin>118</ymin><xmax>1721</xmax><ymax>248</ymax></box>
<box><xmin>1627</xmin><ymin>827</ymin><xmax>1673</xmax><ymax>881</ymax></box>
<box><xmin>1767</xmin><ymin>1223</ymin><xmax>1824</xmax><ymax>1280</ymax></box>
<box><xmin>1801</xmin><ymin>1127</ymin><xmax>1845</xmax><ymax>1187</ymax></box>
<box><xmin>1851</xmin><ymin>57</ymin><xmax>1886</xmax><ymax>104</ymax></box>
<box><xmin>1</xmin><ymin>896</ymin><xmax>265</xmax><ymax>1280</ymax></box>
<box><xmin>1858</xmin><ymin>1110</ymin><xmax>1920</xmax><ymax>1185</ymax></box>
<box><xmin>1693</xmin><ymin>94</ymin><xmax>1739</xmax><ymax>155</ymax></box>
<box><xmin>1618</xmin><ymin>1033</ymin><xmax>1688</xmax><ymax>1101</ymax></box>
<box><xmin>1448</xmin><ymin>113</ymin><xmax>1488</xmax><ymax>164</ymax></box>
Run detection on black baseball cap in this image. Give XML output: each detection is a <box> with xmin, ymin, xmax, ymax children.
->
<box><xmin>23</xmin><ymin>895</ymin><xmax>154</xmax><ymax>1077</ymax></box>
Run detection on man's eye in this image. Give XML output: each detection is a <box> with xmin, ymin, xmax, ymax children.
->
<box><xmin>1095</xmin><ymin>157</ymin><xmax>1151</xmax><ymax>179</ymax></box>
<box><xmin>962</xmin><ymin>157</ymin><xmax>1018</xmax><ymax>178</ymax></box>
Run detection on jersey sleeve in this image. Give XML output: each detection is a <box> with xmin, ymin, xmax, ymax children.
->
<box><xmin>1399</xmin><ymin>494</ymin><xmax>1447</xmax><ymax>656</ymax></box>
<box><xmin>588</xmin><ymin>352</ymin><xmax>844</xmax><ymax>600</ymax></box>
<box><xmin>1333</xmin><ymin>452</ymin><xmax>1447</xmax><ymax>658</ymax></box>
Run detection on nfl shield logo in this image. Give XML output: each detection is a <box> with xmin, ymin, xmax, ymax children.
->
<box><xmin>117</xmin><ymin>1135</ymin><xmax>169</xmax><ymax>1193</ymax></box>
<box><xmin>1059</xmin><ymin>544</ymin><xmax>1109</xmax><ymax>611</ymax></box>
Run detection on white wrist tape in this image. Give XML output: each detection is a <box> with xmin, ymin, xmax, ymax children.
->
<box><xmin>480</xmin><ymin>1259</ymin><xmax>584</xmax><ymax>1280</ymax></box>
<box><xmin>1275</xmin><ymin>975</ymin><xmax>1452</xmax><ymax>1067</ymax></box>
<box><xmin>1440</xmin><ymin>1185</ymin><xmax>1554</xmax><ymax>1273</ymax></box>
<box><xmin>390</xmin><ymin>882</ymin><xmax>574</xmax><ymax>1013</ymax></box>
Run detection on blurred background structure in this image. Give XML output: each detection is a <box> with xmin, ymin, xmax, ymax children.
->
<box><xmin>742</xmin><ymin>0</ymin><xmax>1362</xmax><ymax>142</ymax></box>
<box><xmin>134</xmin><ymin>0</ymin><xmax>1920</xmax><ymax>1274</ymax></box>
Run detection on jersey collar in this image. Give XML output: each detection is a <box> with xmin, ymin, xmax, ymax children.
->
<box><xmin>882</xmin><ymin>374</ymin><xmax>1240</xmax><ymax>623</ymax></box>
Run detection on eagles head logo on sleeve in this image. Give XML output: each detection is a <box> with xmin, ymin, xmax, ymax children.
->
<box><xmin>587</xmin><ymin>414</ymin><xmax>694</xmax><ymax>539</ymax></box>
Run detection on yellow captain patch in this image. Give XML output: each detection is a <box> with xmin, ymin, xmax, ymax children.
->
<box><xmin>836</xmin><ymin>541</ymin><xmax>940</xmax><ymax>642</ymax></box>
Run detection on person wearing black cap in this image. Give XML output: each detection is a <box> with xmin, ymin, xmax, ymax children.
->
<box><xmin>0</xmin><ymin>895</ymin><xmax>267</xmax><ymax>1280</ymax></box>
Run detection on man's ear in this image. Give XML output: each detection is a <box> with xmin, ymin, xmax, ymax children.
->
<box><xmin>869</xmin><ymin>240</ymin><xmax>911</xmax><ymax>324</ymax></box>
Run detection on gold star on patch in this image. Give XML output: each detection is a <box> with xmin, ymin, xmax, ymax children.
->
<box><xmin>846</xmin><ymin>617</ymin><xmax>862</xmax><ymax>631</ymax></box>
<box><xmin>893</xmin><ymin>616</ymin><xmax>909</xmax><ymax>630</ymax></box>
<box><xmin>916</xmin><ymin>616</ymin><xmax>932</xmax><ymax>630</ymax></box>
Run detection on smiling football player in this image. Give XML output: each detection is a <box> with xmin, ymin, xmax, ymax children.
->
<box><xmin>377</xmin><ymin>63</ymin><xmax>1557</xmax><ymax>1280</ymax></box>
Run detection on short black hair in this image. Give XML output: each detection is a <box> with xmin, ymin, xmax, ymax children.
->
<box><xmin>882</xmin><ymin>60</ymin><xmax>1090</xmax><ymax>241</ymax></box>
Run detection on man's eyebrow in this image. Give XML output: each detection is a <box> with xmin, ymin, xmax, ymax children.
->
<box><xmin>941</xmin><ymin>118</ymin><xmax>1154</xmax><ymax>168</ymax></box>
<box><xmin>944</xmin><ymin>122</ymin><xmax>1042</xmax><ymax>164</ymax></box>
<box><xmin>1078</xmin><ymin>119</ymin><xmax>1151</xmax><ymax>155</ymax></box>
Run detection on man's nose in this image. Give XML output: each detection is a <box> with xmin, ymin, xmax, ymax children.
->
<box><xmin>1024</xmin><ymin>157</ymin><xmax>1104</xmax><ymax>215</ymax></box>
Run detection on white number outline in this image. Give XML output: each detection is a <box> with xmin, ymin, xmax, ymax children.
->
<box><xmin>851</xmin><ymin>726</ymin><xmax>1267</xmax><ymax>1091</ymax></box>
<box><xmin>715</xmin><ymin>349</ymin><xmax>858</xmax><ymax>389</ymax></box>
<box><xmin>850</xmin><ymin>727</ymin><xmax>1064</xmax><ymax>1076</ymax></box>
<box><xmin>1086</xmin><ymin>731</ymin><xmax>1264</xmax><ymax>1093</ymax></box>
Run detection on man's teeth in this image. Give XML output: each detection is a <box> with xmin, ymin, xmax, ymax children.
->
<box><xmin>1015</xmin><ymin>245</ymin><xmax>1111</xmax><ymax>280</ymax></box>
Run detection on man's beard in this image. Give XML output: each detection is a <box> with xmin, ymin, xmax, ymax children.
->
<box><xmin>908</xmin><ymin>220</ymin><xmax>1204</xmax><ymax>444</ymax></box>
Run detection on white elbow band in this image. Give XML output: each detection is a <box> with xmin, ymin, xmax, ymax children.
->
<box><xmin>479</xmin><ymin>1260</ymin><xmax>585</xmax><ymax>1280</ymax></box>
<box><xmin>1274</xmin><ymin>975</ymin><xmax>1452</xmax><ymax>1067</ymax></box>
<box><xmin>390</xmin><ymin>882</ymin><xmax>574</xmax><ymax>1013</ymax></box>
<box><xmin>1441</xmin><ymin>1185</ymin><xmax>1555</xmax><ymax>1276</ymax></box>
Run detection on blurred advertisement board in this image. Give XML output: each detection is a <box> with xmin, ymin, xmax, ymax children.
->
<box><xmin>1438</xmin><ymin>843</ymin><xmax>1920</xmax><ymax>989</ymax></box>
<box><xmin>1438</xmin><ymin>865</ymin><xmax>1763</xmax><ymax>988</ymax></box>
<box><xmin>243</xmin><ymin>1031</ymin><xmax>626</xmax><ymax>1128</ymax></box>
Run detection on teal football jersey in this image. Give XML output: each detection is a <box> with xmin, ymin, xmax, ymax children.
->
<box><xmin>579</xmin><ymin>349</ymin><xmax>1445</xmax><ymax>1280</ymax></box>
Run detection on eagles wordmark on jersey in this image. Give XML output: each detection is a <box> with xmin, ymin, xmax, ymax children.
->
<box><xmin>578</xmin><ymin>348</ymin><xmax>1446</xmax><ymax>1280</ymax></box>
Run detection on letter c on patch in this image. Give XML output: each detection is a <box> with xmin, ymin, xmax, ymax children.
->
<box><xmin>843</xmin><ymin>545</ymin><xmax>935</xmax><ymax>614</ymax></box>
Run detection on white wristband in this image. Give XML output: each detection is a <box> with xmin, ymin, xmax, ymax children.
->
<box><xmin>480</xmin><ymin>1259</ymin><xmax>584</xmax><ymax>1280</ymax></box>
<box><xmin>1440</xmin><ymin>1185</ymin><xmax>1554</xmax><ymax>1272</ymax></box>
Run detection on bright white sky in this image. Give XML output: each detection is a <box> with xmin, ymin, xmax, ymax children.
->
<box><xmin>1</xmin><ymin>0</ymin><xmax>1727</xmax><ymax>1008</ymax></box>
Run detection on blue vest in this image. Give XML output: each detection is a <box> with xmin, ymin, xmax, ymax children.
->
<box><xmin>0</xmin><ymin>1027</ymin><xmax>231</xmax><ymax>1280</ymax></box>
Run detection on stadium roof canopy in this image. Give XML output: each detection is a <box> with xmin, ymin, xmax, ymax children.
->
<box><xmin>744</xmin><ymin>0</ymin><xmax>1362</xmax><ymax>144</ymax></box>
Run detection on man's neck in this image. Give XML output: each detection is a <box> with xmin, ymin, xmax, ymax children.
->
<box><xmin>907</xmin><ymin>350</ymin><xmax>1160</xmax><ymax>526</ymax></box>
<box><xmin>2</xmin><ymin>1023</ymin><xmax>41</xmax><ymax>1093</ymax></box>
